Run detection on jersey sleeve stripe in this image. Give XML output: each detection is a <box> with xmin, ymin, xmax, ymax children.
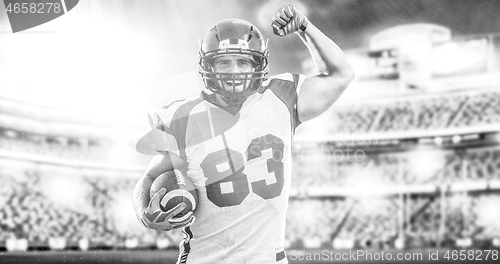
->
<box><xmin>169</xmin><ymin>98</ymin><xmax>204</xmax><ymax>161</ymax></box>
<box><xmin>268</xmin><ymin>74</ymin><xmax>302</xmax><ymax>133</ymax></box>
<box><xmin>292</xmin><ymin>73</ymin><xmax>304</xmax><ymax>131</ymax></box>
<box><xmin>153</xmin><ymin>112</ymin><xmax>174</xmax><ymax>136</ymax></box>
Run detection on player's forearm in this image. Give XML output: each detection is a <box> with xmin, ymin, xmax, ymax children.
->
<box><xmin>298</xmin><ymin>23</ymin><xmax>354</xmax><ymax>81</ymax></box>
<box><xmin>295</xmin><ymin>23</ymin><xmax>354</xmax><ymax>122</ymax></box>
<box><xmin>133</xmin><ymin>175</ymin><xmax>154</xmax><ymax>215</ymax></box>
<box><xmin>133</xmin><ymin>153</ymin><xmax>182</xmax><ymax>216</ymax></box>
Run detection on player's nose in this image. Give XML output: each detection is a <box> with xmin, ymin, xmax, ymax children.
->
<box><xmin>228</xmin><ymin>62</ymin><xmax>242</xmax><ymax>73</ymax></box>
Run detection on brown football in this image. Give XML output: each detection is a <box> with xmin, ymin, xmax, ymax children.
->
<box><xmin>150</xmin><ymin>169</ymin><xmax>197</xmax><ymax>218</ymax></box>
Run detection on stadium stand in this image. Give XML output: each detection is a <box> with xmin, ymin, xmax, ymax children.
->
<box><xmin>1</xmin><ymin>32</ymin><xmax>500</xmax><ymax>253</ymax></box>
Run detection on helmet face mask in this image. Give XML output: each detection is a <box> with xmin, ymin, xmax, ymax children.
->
<box><xmin>199</xmin><ymin>19</ymin><xmax>269</xmax><ymax>106</ymax></box>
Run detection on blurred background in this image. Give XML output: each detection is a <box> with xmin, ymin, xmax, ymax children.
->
<box><xmin>1</xmin><ymin>0</ymin><xmax>500</xmax><ymax>263</ymax></box>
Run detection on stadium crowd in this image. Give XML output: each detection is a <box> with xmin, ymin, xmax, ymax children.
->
<box><xmin>1</xmin><ymin>147</ymin><xmax>499</xmax><ymax>250</ymax></box>
<box><xmin>330</xmin><ymin>89</ymin><xmax>500</xmax><ymax>134</ymax></box>
<box><xmin>1</xmin><ymin>86</ymin><xmax>499</xmax><ymax>251</ymax></box>
<box><xmin>293</xmin><ymin>146</ymin><xmax>500</xmax><ymax>189</ymax></box>
<box><xmin>0</xmin><ymin>128</ymin><xmax>149</xmax><ymax>166</ymax></box>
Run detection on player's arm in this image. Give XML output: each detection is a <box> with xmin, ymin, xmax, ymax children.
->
<box><xmin>271</xmin><ymin>5</ymin><xmax>355</xmax><ymax>122</ymax></box>
<box><xmin>132</xmin><ymin>152</ymin><xmax>176</xmax><ymax>216</ymax></box>
<box><xmin>132</xmin><ymin>152</ymin><xmax>192</xmax><ymax>231</ymax></box>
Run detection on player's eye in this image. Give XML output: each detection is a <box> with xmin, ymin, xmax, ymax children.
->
<box><xmin>215</xmin><ymin>61</ymin><xmax>231</xmax><ymax>69</ymax></box>
<box><xmin>238</xmin><ymin>60</ymin><xmax>251</xmax><ymax>66</ymax></box>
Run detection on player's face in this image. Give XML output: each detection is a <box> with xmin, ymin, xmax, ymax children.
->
<box><xmin>213</xmin><ymin>55</ymin><xmax>255</xmax><ymax>93</ymax></box>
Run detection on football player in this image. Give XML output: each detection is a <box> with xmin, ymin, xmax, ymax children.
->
<box><xmin>133</xmin><ymin>4</ymin><xmax>354</xmax><ymax>264</ymax></box>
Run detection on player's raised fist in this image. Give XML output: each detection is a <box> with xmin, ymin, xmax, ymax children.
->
<box><xmin>271</xmin><ymin>5</ymin><xmax>309</xmax><ymax>37</ymax></box>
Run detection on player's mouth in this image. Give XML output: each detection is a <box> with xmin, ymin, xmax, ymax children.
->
<box><xmin>225</xmin><ymin>80</ymin><xmax>243</xmax><ymax>86</ymax></box>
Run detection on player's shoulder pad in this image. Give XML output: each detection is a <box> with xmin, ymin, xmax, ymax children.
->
<box><xmin>153</xmin><ymin>95</ymin><xmax>204</xmax><ymax>131</ymax></box>
<box><xmin>262</xmin><ymin>73</ymin><xmax>294</xmax><ymax>86</ymax></box>
<box><xmin>262</xmin><ymin>73</ymin><xmax>306</xmax><ymax>92</ymax></box>
<box><xmin>262</xmin><ymin>73</ymin><xmax>306</xmax><ymax>131</ymax></box>
<box><xmin>262</xmin><ymin>73</ymin><xmax>307</xmax><ymax>98</ymax></box>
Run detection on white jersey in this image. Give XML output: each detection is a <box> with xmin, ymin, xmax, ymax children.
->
<box><xmin>153</xmin><ymin>73</ymin><xmax>304</xmax><ymax>264</ymax></box>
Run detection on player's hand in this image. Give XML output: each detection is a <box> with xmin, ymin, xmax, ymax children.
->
<box><xmin>139</xmin><ymin>188</ymin><xmax>195</xmax><ymax>231</ymax></box>
<box><xmin>271</xmin><ymin>5</ymin><xmax>309</xmax><ymax>37</ymax></box>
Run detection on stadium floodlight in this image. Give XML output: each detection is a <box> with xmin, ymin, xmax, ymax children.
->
<box><xmin>303</xmin><ymin>238</ymin><xmax>321</xmax><ymax>249</ymax></box>
<box><xmin>395</xmin><ymin>237</ymin><xmax>405</xmax><ymax>249</ymax></box>
<box><xmin>493</xmin><ymin>238</ymin><xmax>500</xmax><ymax>247</ymax></box>
<box><xmin>156</xmin><ymin>238</ymin><xmax>170</xmax><ymax>249</ymax></box>
<box><xmin>407</xmin><ymin>147</ymin><xmax>445</xmax><ymax>180</ymax></box>
<box><xmin>5</xmin><ymin>238</ymin><xmax>17</xmax><ymax>252</ymax></box>
<box><xmin>455</xmin><ymin>238</ymin><xmax>472</xmax><ymax>248</ymax></box>
<box><xmin>433</xmin><ymin>137</ymin><xmax>444</xmax><ymax>146</ymax></box>
<box><xmin>333</xmin><ymin>238</ymin><xmax>354</xmax><ymax>249</ymax></box>
<box><xmin>78</xmin><ymin>237</ymin><xmax>89</xmax><ymax>251</ymax></box>
<box><xmin>16</xmin><ymin>238</ymin><xmax>28</xmax><ymax>251</ymax></box>
<box><xmin>452</xmin><ymin>135</ymin><xmax>462</xmax><ymax>144</ymax></box>
<box><xmin>48</xmin><ymin>237</ymin><xmax>66</xmax><ymax>250</ymax></box>
<box><xmin>125</xmin><ymin>238</ymin><xmax>139</xmax><ymax>249</ymax></box>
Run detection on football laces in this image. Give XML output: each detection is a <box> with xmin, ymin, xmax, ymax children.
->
<box><xmin>173</xmin><ymin>169</ymin><xmax>186</xmax><ymax>186</ymax></box>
